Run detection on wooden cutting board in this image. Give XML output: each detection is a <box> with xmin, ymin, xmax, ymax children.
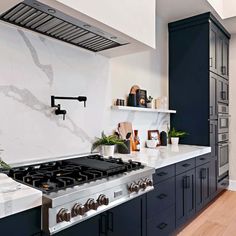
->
<box><xmin>118</xmin><ymin>122</ymin><xmax>133</xmax><ymax>140</ymax></box>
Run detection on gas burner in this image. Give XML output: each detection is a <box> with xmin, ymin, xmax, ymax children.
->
<box><xmin>8</xmin><ymin>154</ymin><xmax>144</xmax><ymax>193</ymax></box>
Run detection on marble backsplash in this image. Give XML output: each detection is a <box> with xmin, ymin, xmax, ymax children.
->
<box><xmin>0</xmin><ymin>22</ymin><xmax>169</xmax><ymax>164</ymax></box>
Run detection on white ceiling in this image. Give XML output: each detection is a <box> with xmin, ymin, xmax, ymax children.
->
<box><xmin>156</xmin><ymin>0</ymin><xmax>236</xmax><ymax>34</ymax></box>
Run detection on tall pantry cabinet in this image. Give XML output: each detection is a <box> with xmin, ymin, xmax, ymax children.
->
<box><xmin>169</xmin><ymin>12</ymin><xmax>230</xmax><ymax>197</ymax></box>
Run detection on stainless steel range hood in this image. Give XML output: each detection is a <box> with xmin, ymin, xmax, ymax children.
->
<box><xmin>0</xmin><ymin>0</ymin><xmax>131</xmax><ymax>54</ymax></box>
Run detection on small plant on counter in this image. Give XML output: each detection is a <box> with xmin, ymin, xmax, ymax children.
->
<box><xmin>91</xmin><ymin>132</ymin><xmax>127</xmax><ymax>156</ymax></box>
<box><xmin>168</xmin><ymin>127</ymin><xmax>188</xmax><ymax>145</ymax></box>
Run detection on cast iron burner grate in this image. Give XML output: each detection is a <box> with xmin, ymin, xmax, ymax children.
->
<box><xmin>8</xmin><ymin>155</ymin><xmax>144</xmax><ymax>193</ymax></box>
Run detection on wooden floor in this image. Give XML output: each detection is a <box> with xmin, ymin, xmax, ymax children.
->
<box><xmin>178</xmin><ymin>191</ymin><xmax>236</xmax><ymax>236</ymax></box>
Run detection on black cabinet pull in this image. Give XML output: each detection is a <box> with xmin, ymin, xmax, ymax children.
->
<box><xmin>182</xmin><ymin>163</ymin><xmax>190</xmax><ymax>168</ymax></box>
<box><xmin>201</xmin><ymin>168</ymin><xmax>207</xmax><ymax>179</ymax></box>
<box><xmin>157</xmin><ymin>172</ymin><xmax>167</xmax><ymax>177</ymax></box>
<box><xmin>199</xmin><ymin>157</ymin><xmax>206</xmax><ymax>161</ymax></box>
<box><xmin>221</xmin><ymin>91</ymin><xmax>227</xmax><ymax>100</ymax></box>
<box><xmin>99</xmin><ymin>214</ymin><xmax>107</xmax><ymax>235</ymax></box>
<box><xmin>157</xmin><ymin>193</ymin><xmax>168</xmax><ymax>200</ymax></box>
<box><xmin>221</xmin><ymin>66</ymin><xmax>226</xmax><ymax>75</ymax></box>
<box><xmin>183</xmin><ymin>176</ymin><xmax>190</xmax><ymax>189</ymax></box>
<box><xmin>157</xmin><ymin>222</ymin><xmax>168</xmax><ymax>230</ymax></box>
<box><xmin>107</xmin><ymin>211</ymin><xmax>114</xmax><ymax>232</ymax></box>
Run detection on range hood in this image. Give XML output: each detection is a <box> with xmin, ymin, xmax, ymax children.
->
<box><xmin>0</xmin><ymin>0</ymin><xmax>151</xmax><ymax>56</ymax></box>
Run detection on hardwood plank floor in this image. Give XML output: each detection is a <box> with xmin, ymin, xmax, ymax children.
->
<box><xmin>178</xmin><ymin>191</ymin><xmax>236</xmax><ymax>236</ymax></box>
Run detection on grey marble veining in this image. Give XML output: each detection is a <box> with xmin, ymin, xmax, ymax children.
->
<box><xmin>0</xmin><ymin>85</ymin><xmax>91</xmax><ymax>143</ymax></box>
<box><xmin>18</xmin><ymin>29</ymin><xmax>54</xmax><ymax>86</ymax></box>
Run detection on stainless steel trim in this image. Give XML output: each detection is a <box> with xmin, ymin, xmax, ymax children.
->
<box><xmin>46</xmin><ymin>166</ymin><xmax>155</xmax><ymax>208</ymax></box>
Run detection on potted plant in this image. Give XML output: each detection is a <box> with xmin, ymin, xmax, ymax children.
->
<box><xmin>146</xmin><ymin>96</ymin><xmax>154</xmax><ymax>108</ymax></box>
<box><xmin>168</xmin><ymin>127</ymin><xmax>188</xmax><ymax>145</ymax></box>
<box><xmin>91</xmin><ymin>132</ymin><xmax>127</xmax><ymax>157</ymax></box>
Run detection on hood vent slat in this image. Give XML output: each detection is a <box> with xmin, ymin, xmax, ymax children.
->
<box><xmin>0</xmin><ymin>1</ymin><xmax>129</xmax><ymax>52</ymax></box>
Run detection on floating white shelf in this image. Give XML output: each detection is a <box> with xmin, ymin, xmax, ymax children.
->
<box><xmin>111</xmin><ymin>105</ymin><xmax>176</xmax><ymax>114</ymax></box>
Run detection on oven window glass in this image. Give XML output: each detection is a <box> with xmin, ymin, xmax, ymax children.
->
<box><xmin>219</xmin><ymin>145</ymin><xmax>229</xmax><ymax>167</ymax></box>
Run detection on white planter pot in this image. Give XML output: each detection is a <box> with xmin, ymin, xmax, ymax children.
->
<box><xmin>171</xmin><ymin>137</ymin><xmax>179</xmax><ymax>145</ymax></box>
<box><xmin>100</xmin><ymin>145</ymin><xmax>115</xmax><ymax>157</ymax></box>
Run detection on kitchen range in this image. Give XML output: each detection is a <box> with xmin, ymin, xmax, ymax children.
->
<box><xmin>7</xmin><ymin>154</ymin><xmax>154</xmax><ymax>235</ymax></box>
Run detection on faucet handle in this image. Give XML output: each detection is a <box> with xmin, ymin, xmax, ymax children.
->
<box><xmin>78</xmin><ymin>96</ymin><xmax>87</xmax><ymax>107</ymax></box>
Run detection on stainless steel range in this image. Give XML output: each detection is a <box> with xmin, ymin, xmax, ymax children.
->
<box><xmin>8</xmin><ymin>154</ymin><xmax>155</xmax><ymax>235</ymax></box>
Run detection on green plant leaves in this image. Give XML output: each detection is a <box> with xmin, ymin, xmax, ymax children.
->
<box><xmin>91</xmin><ymin>132</ymin><xmax>127</xmax><ymax>152</ymax></box>
<box><xmin>168</xmin><ymin>127</ymin><xmax>188</xmax><ymax>138</ymax></box>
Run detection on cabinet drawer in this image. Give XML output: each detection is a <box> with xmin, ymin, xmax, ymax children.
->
<box><xmin>147</xmin><ymin>177</ymin><xmax>175</xmax><ymax>219</ymax></box>
<box><xmin>153</xmin><ymin>165</ymin><xmax>175</xmax><ymax>184</ymax></box>
<box><xmin>176</xmin><ymin>158</ymin><xmax>195</xmax><ymax>175</ymax></box>
<box><xmin>196</xmin><ymin>154</ymin><xmax>211</xmax><ymax>166</ymax></box>
<box><xmin>147</xmin><ymin>206</ymin><xmax>175</xmax><ymax>236</ymax></box>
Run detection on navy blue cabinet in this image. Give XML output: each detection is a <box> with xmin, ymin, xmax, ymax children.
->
<box><xmin>176</xmin><ymin>168</ymin><xmax>196</xmax><ymax>228</ymax></box>
<box><xmin>147</xmin><ymin>165</ymin><xmax>175</xmax><ymax>236</ymax></box>
<box><xmin>107</xmin><ymin>195</ymin><xmax>145</xmax><ymax>236</ymax></box>
<box><xmin>55</xmin><ymin>214</ymin><xmax>100</xmax><ymax>236</ymax></box>
<box><xmin>0</xmin><ymin>207</ymin><xmax>41</xmax><ymax>236</ymax></box>
<box><xmin>169</xmin><ymin>12</ymin><xmax>230</xmax><ymax>197</ymax></box>
<box><xmin>196</xmin><ymin>162</ymin><xmax>211</xmax><ymax>212</ymax></box>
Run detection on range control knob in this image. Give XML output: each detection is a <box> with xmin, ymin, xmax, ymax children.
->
<box><xmin>138</xmin><ymin>180</ymin><xmax>147</xmax><ymax>190</ymax></box>
<box><xmin>72</xmin><ymin>203</ymin><xmax>86</xmax><ymax>217</ymax></box>
<box><xmin>57</xmin><ymin>208</ymin><xmax>71</xmax><ymax>223</ymax></box>
<box><xmin>97</xmin><ymin>194</ymin><xmax>109</xmax><ymax>206</ymax></box>
<box><xmin>144</xmin><ymin>178</ymin><xmax>153</xmax><ymax>187</ymax></box>
<box><xmin>85</xmin><ymin>198</ymin><xmax>99</xmax><ymax>211</ymax></box>
<box><xmin>128</xmin><ymin>183</ymin><xmax>140</xmax><ymax>193</ymax></box>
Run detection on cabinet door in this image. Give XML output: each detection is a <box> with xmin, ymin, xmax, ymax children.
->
<box><xmin>196</xmin><ymin>163</ymin><xmax>211</xmax><ymax>212</ymax></box>
<box><xmin>107</xmin><ymin>196</ymin><xmax>144</xmax><ymax>236</ymax></box>
<box><xmin>209</xmin><ymin>157</ymin><xmax>218</xmax><ymax>200</ymax></box>
<box><xmin>0</xmin><ymin>207</ymin><xmax>41</xmax><ymax>236</ymax></box>
<box><xmin>217</xmin><ymin>32</ymin><xmax>224</xmax><ymax>77</ymax></box>
<box><xmin>210</xmin><ymin>120</ymin><xmax>217</xmax><ymax>158</ymax></box>
<box><xmin>209</xmin><ymin>23</ymin><xmax>218</xmax><ymax>73</ymax></box>
<box><xmin>55</xmin><ymin>215</ymin><xmax>100</xmax><ymax>236</ymax></box>
<box><xmin>176</xmin><ymin>169</ymin><xmax>195</xmax><ymax>228</ymax></box>
<box><xmin>222</xmin><ymin>37</ymin><xmax>229</xmax><ymax>80</ymax></box>
<box><xmin>217</xmin><ymin>77</ymin><xmax>229</xmax><ymax>104</ymax></box>
<box><xmin>210</xmin><ymin>73</ymin><xmax>218</xmax><ymax>119</ymax></box>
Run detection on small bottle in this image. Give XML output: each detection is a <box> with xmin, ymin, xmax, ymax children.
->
<box><xmin>133</xmin><ymin>130</ymin><xmax>140</xmax><ymax>151</ymax></box>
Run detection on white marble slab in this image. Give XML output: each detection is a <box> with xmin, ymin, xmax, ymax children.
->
<box><xmin>0</xmin><ymin>173</ymin><xmax>42</xmax><ymax>219</ymax></box>
<box><xmin>115</xmin><ymin>144</ymin><xmax>211</xmax><ymax>169</ymax></box>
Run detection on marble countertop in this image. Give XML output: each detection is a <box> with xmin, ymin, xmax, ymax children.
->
<box><xmin>0</xmin><ymin>144</ymin><xmax>210</xmax><ymax>219</ymax></box>
<box><xmin>0</xmin><ymin>173</ymin><xmax>42</xmax><ymax>219</ymax></box>
<box><xmin>115</xmin><ymin>144</ymin><xmax>211</xmax><ymax>169</ymax></box>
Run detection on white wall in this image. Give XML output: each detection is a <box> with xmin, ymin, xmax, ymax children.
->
<box><xmin>0</xmin><ymin>16</ymin><xmax>169</xmax><ymax>165</ymax></box>
<box><xmin>56</xmin><ymin>0</ymin><xmax>156</xmax><ymax>48</ymax></box>
<box><xmin>229</xmin><ymin>34</ymin><xmax>236</xmax><ymax>185</ymax></box>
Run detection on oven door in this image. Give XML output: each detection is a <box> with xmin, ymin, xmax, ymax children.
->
<box><xmin>218</xmin><ymin>115</ymin><xmax>229</xmax><ymax>133</ymax></box>
<box><xmin>218</xmin><ymin>142</ymin><xmax>229</xmax><ymax>176</ymax></box>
